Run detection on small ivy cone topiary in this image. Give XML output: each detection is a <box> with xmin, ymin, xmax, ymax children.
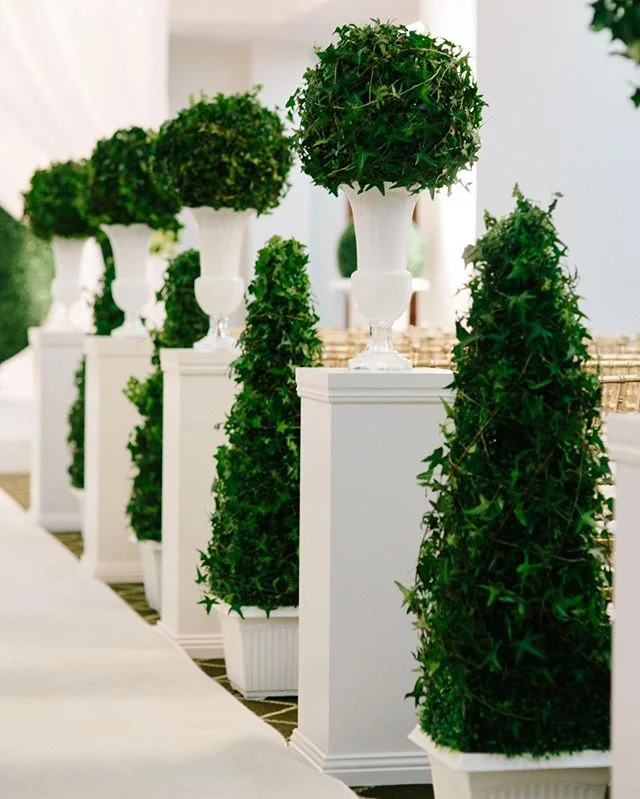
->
<box><xmin>403</xmin><ymin>187</ymin><xmax>613</xmax><ymax>757</ymax></box>
<box><xmin>198</xmin><ymin>236</ymin><xmax>323</xmax><ymax>614</ymax></box>
<box><xmin>87</xmin><ymin>126</ymin><xmax>180</xmax><ymax>230</ymax></box>
<box><xmin>154</xmin><ymin>88</ymin><xmax>292</xmax><ymax>213</ymax></box>
<box><xmin>67</xmin><ymin>233</ymin><xmax>125</xmax><ymax>490</ymax></box>
<box><xmin>288</xmin><ymin>20</ymin><xmax>485</xmax><ymax>197</ymax></box>
<box><xmin>124</xmin><ymin>249</ymin><xmax>209</xmax><ymax>541</ymax></box>
<box><xmin>23</xmin><ymin>159</ymin><xmax>95</xmax><ymax>241</ymax></box>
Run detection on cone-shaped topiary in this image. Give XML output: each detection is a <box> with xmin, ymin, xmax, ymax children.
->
<box><xmin>403</xmin><ymin>187</ymin><xmax>612</xmax><ymax>757</ymax></box>
<box><xmin>23</xmin><ymin>159</ymin><xmax>95</xmax><ymax>241</ymax></box>
<box><xmin>87</xmin><ymin>126</ymin><xmax>180</xmax><ymax>230</ymax></box>
<box><xmin>154</xmin><ymin>89</ymin><xmax>292</xmax><ymax>213</ymax></box>
<box><xmin>288</xmin><ymin>20</ymin><xmax>485</xmax><ymax>197</ymax></box>
<box><xmin>124</xmin><ymin>249</ymin><xmax>208</xmax><ymax>541</ymax></box>
<box><xmin>198</xmin><ymin>236</ymin><xmax>323</xmax><ymax>613</ymax></box>
<box><xmin>67</xmin><ymin>233</ymin><xmax>124</xmax><ymax>489</ymax></box>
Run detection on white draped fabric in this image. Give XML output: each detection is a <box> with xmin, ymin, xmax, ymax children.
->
<box><xmin>0</xmin><ymin>0</ymin><xmax>169</xmax><ymax>218</ymax></box>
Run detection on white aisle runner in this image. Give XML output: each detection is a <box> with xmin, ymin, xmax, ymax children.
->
<box><xmin>0</xmin><ymin>489</ymin><xmax>354</xmax><ymax>799</ymax></box>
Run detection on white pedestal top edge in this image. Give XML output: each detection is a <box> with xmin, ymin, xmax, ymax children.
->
<box><xmin>608</xmin><ymin>412</ymin><xmax>640</xmax><ymax>464</ymax></box>
<box><xmin>28</xmin><ymin>327</ymin><xmax>85</xmax><ymax>348</ymax></box>
<box><xmin>160</xmin><ymin>347</ymin><xmax>237</xmax><ymax>376</ymax></box>
<box><xmin>296</xmin><ymin>367</ymin><xmax>453</xmax><ymax>404</ymax></box>
<box><xmin>84</xmin><ymin>335</ymin><xmax>153</xmax><ymax>358</ymax></box>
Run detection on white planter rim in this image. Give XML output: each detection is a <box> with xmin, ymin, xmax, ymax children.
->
<box><xmin>409</xmin><ymin>727</ymin><xmax>611</xmax><ymax>772</ymax></box>
<box><xmin>215</xmin><ymin>600</ymin><xmax>298</xmax><ymax>619</ymax></box>
<box><xmin>185</xmin><ymin>205</ymin><xmax>256</xmax><ymax>214</ymax></box>
<box><xmin>101</xmin><ymin>222</ymin><xmax>152</xmax><ymax>234</ymax></box>
<box><xmin>340</xmin><ymin>181</ymin><xmax>421</xmax><ymax>195</ymax></box>
<box><xmin>138</xmin><ymin>539</ymin><xmax>162</xmax><ymax>553</ymax></box>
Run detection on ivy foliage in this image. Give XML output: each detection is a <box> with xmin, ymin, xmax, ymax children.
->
<box><xmin>198</xmin><ymin>237</ymin><xmax>323</xmax><ymax>613</ymax></box>
<box><xmin>22</xmin><ymin>159</ymin><xmax>95</xmax><ymax>241</ymax></box>
<box><xmin>155</xmin><ymin>89</ymin><xmax>293</xmax><ymax>214</ymax></box>
<box><xmin>591</xmin><ymin>0</ymin><xmax>640</xmax><ymax>106</ymax></box>
<box><xmin>337</xmin><ymin>219</ymin><xmax>426</xmax><ymax>278</ymax></box>
<box><xmin>87</xmin><ymin>127</ymin><xmax>180</xmax><ymax>230</ymax></box>
<box><xmin>403</xmin><ymin>188</ymin><xmax>612</xmax><ymax>756</ymax></box>
<box><xmin>124</xmin><ymin>249</ymin><xmax>208</xmax><ymax>541</ymax></box>
<box><xmin>66</xmin><ymin>233</ymin><xmax>124</xmax><ymax>489</ymax></box>
<box><xmin>287</xmin><ymin>20</ymin><xmax>485</xmax><ymax>197</ymax></box>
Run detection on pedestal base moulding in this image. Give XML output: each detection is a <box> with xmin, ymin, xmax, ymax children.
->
<box><xmin>138</xmin><ymin>539</ymin><xmax>162</xmax><ymax>613</ymax></box>
<box><xmin>216</xmin><ymin>602</ymin><xmax>298</xmax><ymax>699</ymax></box>
<box><xmin>409</xmin><ymin>728</ymin><xmax>610</xmax><ymax>799</ymax></box>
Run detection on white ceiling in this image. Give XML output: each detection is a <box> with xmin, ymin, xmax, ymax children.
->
<box><xmin>169</xmin><ymin>0</ymin><xmax>421</xmax><ymax>43</ymax></box>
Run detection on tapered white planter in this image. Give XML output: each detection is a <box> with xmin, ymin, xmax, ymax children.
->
<box><xmin>102</xmin><ymin>224</ymin><xmax>152</xmax><ymax>338</ymax></box>
<box><xmin>50</xmin><ymin>237</ymin><xmax>87</xmax><ymax>331</ymax></box>
<box><xmin>341</xmin><ymin>184</ymin><xmax>420</xmax><ymax>372</ymax></box>
<box><xmin>409</xmin><ymin>728</ymin><xmax>610</xmax><ymax>799</ymax></box>
<box><xmin>216</xmin><ymin>602</ymin><xmax>298</xmax><ymax>699</ymax></box>
<box><xmin>70</xmin><ymin>487</ymin><xmax>85</xmax><ymax>537</ymax></box>
<box><xmin>189</xmin><ymin>207</ymin><xmax>253</xmax><ymax>351</ymax></box>
<box><xmin>139</xmin><ymin>539</ymin><xmax>162</xmax><ymax>613</ymax></box>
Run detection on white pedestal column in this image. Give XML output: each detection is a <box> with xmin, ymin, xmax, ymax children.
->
<box><xmin>81</xmin><ymin>336</ymin><xmax>153</xmax><ymax>581</ymax></box>
<box><xmin>28</xmin><ymin>328</ymin><xmax>83</xmax><ymax>531</ymax></box>
<box><xmin>608</xmin><ymin>414</ymin><xmax>640</xmax><ymax>799</ymax></box>
<box><xmin>157</xmin><ymin>349</ymin><xmax>237</xmax><ymax>658</ymax></box>
<box><xmin>290</xmin><ymin>368</ymin><xmax>452</xmax><ymax>787</ymax></box>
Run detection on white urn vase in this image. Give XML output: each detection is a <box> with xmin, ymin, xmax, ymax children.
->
<box><xmin>49</xmin><ymin>237</ymin><xmax>87</xmax><ymax>331</ymax></box>
<box><xmin>102</xmin><ymin>223</ymin><xmax>152</xmax><ymax>338</ymax></box>
<box><xmin>189</xmin><ymin>206</ymin><xmax>253</xmax><ymax>351</ymax></box>
<box><xmin>341</xmin><ymin>184</ymin><xmax>420</xmax><ymax>371</ymax></box>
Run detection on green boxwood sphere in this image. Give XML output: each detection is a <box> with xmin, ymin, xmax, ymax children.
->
<box><xmin>88</xmin><ymin>126</ymin><xmax>180</xmax><ymax>230</ymax></box>
<box><xmin>288</xmin><ymin>20</ymin><xmax>485</xmax><ymax>196</ymax></box>
<box><xmin>337</xmin><ymin>219</ymin><xmax>426</xmax><ymax>278</ymax></box>
<box><xmin>154</xmin><ymin>89</ymin><xmax>293</xmax><ymax>214</ymax></box>
<box><xmin>23</xmin><ymin>160</ymin><xmax>95</xmax><ymax>241</ymax></box>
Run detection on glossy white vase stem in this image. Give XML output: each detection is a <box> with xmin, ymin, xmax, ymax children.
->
<box><xmin>188</xmin><ymin>207</ymin><xmax>253</xmax><ymax>351</ymax></box>
<box><xmin>341</xmin><ymin>184</ymin><xmax>420</xmax><ymax>372</ymax></box>
<box><xmin>102</xmin><ymin>224</ymin><xmax>152</xmax><ymax>339</ymax></box>
<box><xmin>50</xmin><ymin>237</ymin><xmax>87</xmax><ymax>331</ymax></box>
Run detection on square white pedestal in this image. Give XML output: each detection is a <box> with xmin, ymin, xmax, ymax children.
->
<box><xmin>157</xmin><ymin>349</ymin><xmax>237</xmax><ymax>658</ymax></box>
<box><xmin>81</xmin><ymin>336</ymin><xmax>152</xmax><ymax>581</ymax></box>
<box><xmin>28</xmin><ymin>328</ymin><xmax>83</xmax><ymax>531</ymax></box>
<box><xmin>290</xmin><ymin>367</ymin><xmax>452</xmax><ymax>787</ymax></box>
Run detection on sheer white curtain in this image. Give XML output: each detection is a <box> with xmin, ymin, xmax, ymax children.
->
<box><xmin>0</xmin><ymin>0</ymin><xmax>169</xmax><ymax>217</ymax></box>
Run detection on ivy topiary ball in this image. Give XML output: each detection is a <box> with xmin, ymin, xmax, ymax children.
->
<box><xmin>23</xmin><ymin>159</ymin><xmax>95</xmax><ymax>241</ymax></box>
<box><xmin>87</xmin><ymin>126</ymin><xmax>180</xmax><ymax>231</ymax></box>
<box><xmin>288</xmin><ymin>20</ymin><xmax>485</xmax><ymax>197</ymax></box>
<box><xmin>154</xmin><ymin>89</ymin><xmax>293</xmax><ymax>214</ymax></box>
<box><xmin>337</xmin><ymin>219</ymin><xmax>426</xmax><ymax>278</ymax></box>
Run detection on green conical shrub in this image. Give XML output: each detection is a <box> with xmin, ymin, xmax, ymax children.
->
<box><xmin>404</xmin><ymin>187</ymin><xmax>612</xmax><ymax>756</ymax></box>
<box><xmin>198</xmin><ymin>236</ymin><xmax>322</xmax><ymax>613</ymax></box>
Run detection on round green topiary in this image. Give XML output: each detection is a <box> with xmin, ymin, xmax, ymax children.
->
<box><xmin>23</xmin><ymin>159</ymin><xmax>95</xmax><ymax>241</ymax></box>
<box><xmin>288</xmin><ymin>20</ymin><xmax>485</xmax><ymax>197</ymax></box>
<box><xmin>198</xmin><ymin>236</ymin><xmax>323</xmax><ymax>614</ymax></box>
<box><xmin>87</xmin><ymin>126</ymin><xmax>180</xmax><ymax>230</ymax></box>
<box><xmin>337</xmin><ymin>219</ymin><xmax>426</xmax><ymax>278</ymax></box>
<box><xmin>124</xmin><ymin>249</ymin><xmax>209</xmax><ymax>541</ymax></box>
<box><xmin>154</xmin><ymin>89</ymin><xmax>293</xmax><ymax>214</ymax></box>
<box><xmin>403</xmin><ymin>187</ymin><xmax>612</xmax><ymax>756</ymax></box>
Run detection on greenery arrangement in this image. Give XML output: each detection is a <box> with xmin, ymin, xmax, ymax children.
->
<box><xmin>23</xmin><ymin>159</ymin><xmax>95</xmax><ymax>241</ymax></box>
<box><xmin>87</xmin><ymin>126</ymin><xmax>180</xmax><ymax>230</ymax></box>
<box><xmin>288</xmin><ymin>20</ymin><xmax>485</xmax><ymax>197</ymax></box>
<box><xmin>337</xmin><ymin>219</ymin><xmax>426</xmax><ymax>278</ymax></box>
<box><xmin>198</xmin><ymin>236</ymin><xmax>322</xmax><ymax>614</ymax></box>
<box><xmin>402</xmin><ymin>187</ymin><xmax>612</xmax><ymax>756</ymax></box>
<box><xmin>0</xmin><ymin>207</ymin><xmax>53</xmax><ymax>363</ymax></box>
<box><xmin>124</xmin><ymin>249</ymin><xmax>208</xmax><ymax>541</ymax></box>
<box><xmin>154</xmin><ymin>89</ymin><xmax>292</xmax><ymax>213</ymax></box>
<box><xmin>67</xmin><ymin>233</ymin><xmax>124</xmax><ymax>489</ymax></box>
<box><xmin>591</xmin><ymin>0</ymin><xmax>640</xmax><ymax>106</ymax></box>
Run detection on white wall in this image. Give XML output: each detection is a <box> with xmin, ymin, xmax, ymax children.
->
<box><xmin>476</xmin><ymin>0</ymin><xmax>640</xmax><ymax>334</ymax></box>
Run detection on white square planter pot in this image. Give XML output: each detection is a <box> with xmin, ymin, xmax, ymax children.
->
<box><xmin>409</xmin><ymin>728</ymin><xmax>610</xmax><ymax>799</ymax></box>
<box><xmin>216</xmin><ymin>602</ymin><xmax>298</xmax><ymax>699</ymax></box>
<box><xmin>138</xmin><ymin>540</ymin><xmax>162</xmax><ymax>613</ymax></box>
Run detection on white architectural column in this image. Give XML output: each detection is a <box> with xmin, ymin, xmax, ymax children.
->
<box><xmin>607</xmin><ymin>414</ymin><xmax>640</xmax><ymax>799</ymax></box>
<box><xmin>290</xmin><ymin>368</ymin><xmax>452</xmax><ymax>787</ymax></box>
<box><xmin>81</xmin><ymin>336</ymin><xmax>153</xmax><ymax>581</ymax></box>
<box><xmin>157</xmin><ymin>349</ymin><xmax>237</xmax><ymax>658</ymax></box>
<box><xmin>28</xmin><ymin>328</ymin><xmax>83</xmax><ymax>531</ymax></box>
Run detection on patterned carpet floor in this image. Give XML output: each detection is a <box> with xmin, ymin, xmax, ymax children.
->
<box><xmin>0</xmin><ymin>474</ymin><xmax>431</xmax><ymax>798</ymax></box>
